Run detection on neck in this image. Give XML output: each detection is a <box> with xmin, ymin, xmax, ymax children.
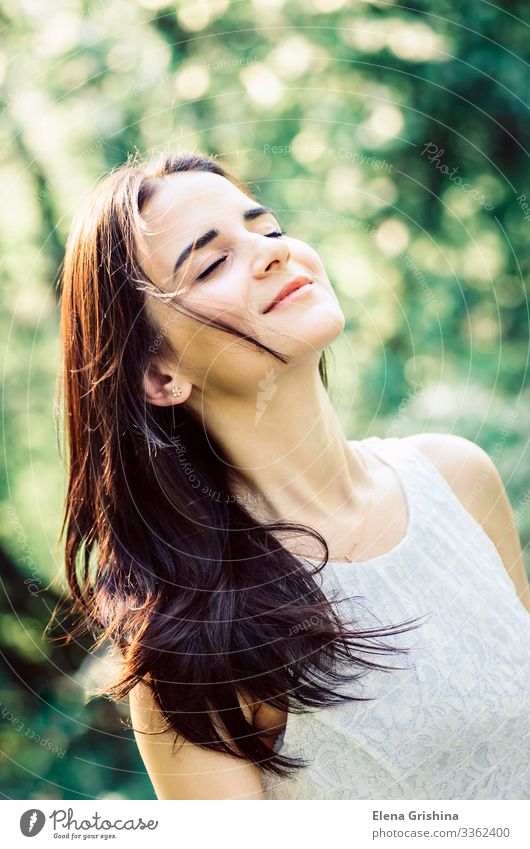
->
<box><xmin>196</xmin><ymin>360</ymin><xmax>368</xmax><ymax>540</ymax></box>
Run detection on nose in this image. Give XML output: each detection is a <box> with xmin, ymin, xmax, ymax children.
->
<box><xmin>250</xmin><ymin>234</ymin><xmax>292</xmax><ymax>278</ymax></box>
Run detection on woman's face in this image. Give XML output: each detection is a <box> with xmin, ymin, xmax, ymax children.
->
<box><xmin>137</xmin><ymin>170</ymin><xmax>345</xmax><ymax>398</ymax></box>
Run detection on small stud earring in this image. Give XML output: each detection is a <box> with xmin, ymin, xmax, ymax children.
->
<box><xmin>171</xmin><ymin>385</ymin><xmax>182</xmax><ymax>398</ymax></box>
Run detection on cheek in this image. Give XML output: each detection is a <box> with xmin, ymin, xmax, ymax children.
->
<box><xmin>174</xmin><ymin>287</ymin><xmax>251</xmax><ymax>357</ymax></box>
<box><xmin>190</xmin><ymin>284</ymin><xmax>247</xmax><ymax>326</ymax></box>
<box><xmin>193</xmin><ymin>265</ymin><xmax>262</xmax><ymax>326</ymax></box>
<box><xmin>289</xmin><ymin>238</ymin><xmax>327</xmax><ymax>276</ymax></box>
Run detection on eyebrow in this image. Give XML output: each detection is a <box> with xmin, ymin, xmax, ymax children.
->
<box><xmin>172</xmin><ymin>206</ymin><xmax>276</xmax><ymax>277</ymax></box>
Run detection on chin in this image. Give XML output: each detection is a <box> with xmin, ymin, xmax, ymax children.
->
<box><xmin>311</xmin><ymin>303</ymin><xmax>346</xmax><ymax>344</ymax></box>
<box><xmin>286</xmin><ymin>303</ymin><xmax>346</xmax><ymax>353</ymax></box>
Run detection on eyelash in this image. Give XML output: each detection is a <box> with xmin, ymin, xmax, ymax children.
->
<box><xmin>195</xmin><ymin>230</ymin><xmax>286</xmax><ymax>281</ymax></box>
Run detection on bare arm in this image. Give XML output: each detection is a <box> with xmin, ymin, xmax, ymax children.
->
<box><xmin>404</xmin><ymin>432</ymin><xmax>530</xmax><ymax>615</ymax></box>
<box><xmin>128</xmin><ymin>682</ymin><xmax>265</xmax><ymax>800</ymax></box>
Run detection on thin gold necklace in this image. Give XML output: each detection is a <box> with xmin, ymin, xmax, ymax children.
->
<box><xmin>288</xmin><ymin>446</ymin><xmax>375</xmax><ymax>564</ymax></box>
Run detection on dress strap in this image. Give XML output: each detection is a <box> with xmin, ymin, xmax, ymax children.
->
<box><xmin>359</xmin><ymin>435</ymin><xmax>464</xmax><ymax>505</ymax></box>
<box><xmin>359</xmin><ymin>435</ymin><xmax>509</xmax><ymax>581</ymax></box>
<box><xmin>358</xmin><ymin>435</ymin><xmax>411</xmax><ymax>469</ymax></box>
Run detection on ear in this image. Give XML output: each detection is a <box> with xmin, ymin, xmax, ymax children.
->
<box><xmin>143</xmin><ymin>362</ymin><xmax>191</xmax><ymax>407</ymax></box>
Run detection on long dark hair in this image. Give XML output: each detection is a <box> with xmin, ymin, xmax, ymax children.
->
<box><xmin>55</xmin><ymin>150</ymin><xmax>424</xmax><ymax>778</ymax></box>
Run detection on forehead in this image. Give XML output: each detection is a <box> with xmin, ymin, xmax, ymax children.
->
<box><xmin>139</xmin><ymin>170</ymin><xmax>251</xmax><ymax>236</ymax></box>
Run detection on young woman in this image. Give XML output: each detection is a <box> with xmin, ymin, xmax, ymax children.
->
<box><xmin>58</xmin><ymin>151</ymin><xmax>530</xmax><ymax>801</ymax></box>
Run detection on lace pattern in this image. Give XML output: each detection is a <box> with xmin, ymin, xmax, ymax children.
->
<box><xmin>261</xmin><ymin>436</ymin><xmax>530</xmax><ymax>800</ymax></box>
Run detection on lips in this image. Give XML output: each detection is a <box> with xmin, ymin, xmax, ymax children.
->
<box><xmin>263</xmin><ymin>277</ymin><xmax>312</xmax><ymax>314</ymax></box>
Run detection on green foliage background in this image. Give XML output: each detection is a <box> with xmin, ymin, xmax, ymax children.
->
<box><xmin>1</xmin><ymin>0</ymin><xmax>529</xmax><ymax>799</ymax></box>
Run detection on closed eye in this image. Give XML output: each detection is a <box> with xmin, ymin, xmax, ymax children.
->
<box><xmin>195</xmin><ymin>230</ymin><xmax>286</xmax><ymax>281</ymax></box>
<box><xmin>196</xmin><ymin>255</ymin><xmax>227</xmax><ymax>281</ymax></box>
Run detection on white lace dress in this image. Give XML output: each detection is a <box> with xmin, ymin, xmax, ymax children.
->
<box><xmin>261</xmin><ymin>436</ymin><xmax>530</xmax><ymax>800</ymax></box>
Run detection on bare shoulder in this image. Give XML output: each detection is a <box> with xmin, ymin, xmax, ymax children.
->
<box><xmin>128</xmin><ymin>681</ymin><xmax>265</xmax><ymax>800</ymax></box>
<box><xmin>400</xmin><ymin>432</ymin><xmax>494</xmax><ymax>491</ymax></box>
<box><xmin>401</xmin><ymin>432</ymin><xmax>530</xmax><ymax>612</ymax></box>
<box><xmin>400</xmin><ymin>431</ymin><xmax>504</xmax><ymax>530</ymax></box>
